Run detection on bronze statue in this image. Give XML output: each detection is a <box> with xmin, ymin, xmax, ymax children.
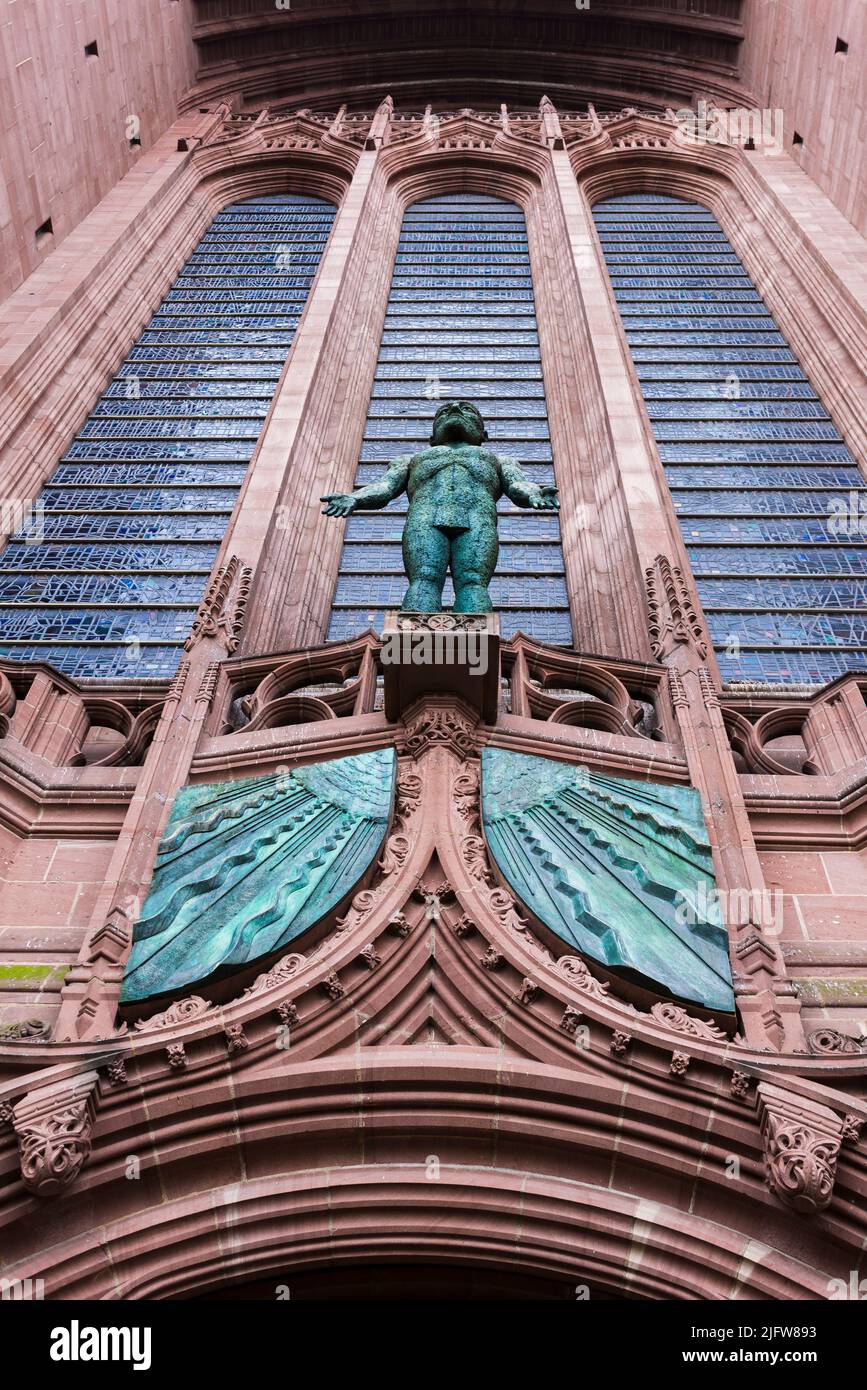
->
<box><xmin>321</xmin><ymin>400</ymin><xmax>559</xmax><ymax>613</ymax></box>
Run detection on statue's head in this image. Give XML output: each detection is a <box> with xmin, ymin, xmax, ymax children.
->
<box><xmin>430</xmin><ymin>400</ymin><xmax>489</xmax><ymax>446</ymax></box>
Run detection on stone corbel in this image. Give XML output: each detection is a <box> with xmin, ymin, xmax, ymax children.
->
<box><xmin>757</xmin><ymin>1082</ymin><xmax>843</xmax><ymax>1215</ymax></box>
<box><xmin>12</xmin><ymin>1070</ymin><xmax>99</xmax><ymax>1197</ymax></box>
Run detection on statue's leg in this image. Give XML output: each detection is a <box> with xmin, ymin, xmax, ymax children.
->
<box><xmin>401</xmin><ymin>515</ymin><xmax>449</xmax><ymax>613</ymax></box>
<box><xmin>451</xmin><ymin>518</ymin><xmax>498</xmax><ymax>613</ymax></box>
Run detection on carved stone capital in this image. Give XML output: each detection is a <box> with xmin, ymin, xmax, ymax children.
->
<box><xmin>13</xmin><ymin>1072</ymin><xmax>99</xmax><ymax>1197</ymax></box>
<box><xmin>757</xmin><ymin>1082</ymin><xmax>843</xmax><ymax>1215</ymax></box>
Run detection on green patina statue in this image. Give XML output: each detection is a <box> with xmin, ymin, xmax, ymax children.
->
<box><xmin>321</xmin><ymin>400</ymin><xmax>559</xmax><ymax>612</ymax></box>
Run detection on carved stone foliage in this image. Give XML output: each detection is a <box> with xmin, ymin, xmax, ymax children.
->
<box><xmin>242</xmin><ymin>953</ymin><xmax>307</xmax><ymax>999</ymax></box>
<box><xmin>645</xmin><ymin>554</ymin><xmax>709</xmax><ymax>663</ymax></box>
<box><xmin>13</xmin><ymin>1072</ymin><xmax>99</xmax><ymax>1197</ymax></box>
<box><xmin>134</xmin><ymin>996</ymin><xmax>213</xmax><ymax>1031</ymax></box>
<box><xmin>398</xmin><ymin>698</ymin><xmax>479</xmax><ymax>760</ymax></box>
<box><xmin>758</xmin><ymin>1083</ymin><xmax>844</xmax><ymax>1216</ymax></box>
<box><xmin>0</xmin><ymin>1018</ymin><xmax>51</xmax><ymax>1042</ymax></box>
<box><xmin>121</xmin><ymin>748</ymin><xmax>395</xmax><ymax>1007</ymax></box>
<box><xmin>646</xmin><ymin>1003</ymin><xmax>727</xmax><ymax>1042</ymax></box>
<box><xmin>481</xmin><ymin>747</ymin><xmax>734</xmax><ymax>1013</ymax></box>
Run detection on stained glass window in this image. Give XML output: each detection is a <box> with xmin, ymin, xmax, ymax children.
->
<box><xmin>327</xmin><ymin>194</ymin><xmax>573</xmax><ymax>646</ymax></box>
<box><xmin>0</xmin><ymin>195</ymin><xmax>336</xmax><ymax>679</ymax></box>
<box><xmin>593</xmin><ymin>194</ymin><xmax>867</xmax><ymax>686</ymax></box>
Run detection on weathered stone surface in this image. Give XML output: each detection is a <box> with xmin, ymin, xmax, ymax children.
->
<box><xmin>121</xmin><ymin>749</ymin><xmax>395</xmax><ymax>1003</ymax></box>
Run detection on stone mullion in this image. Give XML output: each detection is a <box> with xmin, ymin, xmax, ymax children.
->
<box><xmin>272</xmin><ymin>169</ymin><xmax>402</xmax><ymax>650</ymax></box>
<box><xmin>235</xmin><ymin>145</ymin><xmax>389</xmax><ymax>654</ymax></box>
<box><xmin>548</xmin><ymin>148</ymin><xmax>692</xmax><ymax>664</ymax></box>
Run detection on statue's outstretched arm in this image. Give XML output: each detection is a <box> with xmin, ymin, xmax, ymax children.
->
<box><xmin>498</xmin><ymin>454</ymin><xmax>559</xmax><ymax>511</ymax></box>
<box><xmin>321</xmin><ymin>457</ymin><xmax>411</xmax><ymax>517</ymax></box>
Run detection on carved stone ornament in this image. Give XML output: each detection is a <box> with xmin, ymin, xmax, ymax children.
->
<box><xmin>670</xmin><ymin>1051</ymin><xmax>691</xmax><ymax>1077</ymax></box>
<box><xmin>644</xmin><ymin>554</ymin><xmax>709</xmax><ymax>662</ymax></box>
<box><xmin>399</xmin><ymin>701</ymin><xmax>479</xmax><ymax>760</ymax></box>
<box><xmin>242</xmin><ymin>952</ymin><xmax>307</xmax><ymax>998</ymax></box>
<box><xmin>13</xmin><ymin>1072</ymin><xmax>99</xmax><ymax>1197</ymax></box>
<box><xmin>807</xmin><ymin>1028</ymin><xmax>867</xmax><ymax>1056</ymax></box>
<box><xmin>134</xmin><ymin>996</ymin><xmax>214</xmax><ymax>1031</ymax></box>
<box><xmin>553</xmin><ymin>955</ymin><xmax>610</xmax><ymax>1000</ymax></box>
<box><xmin>757</xmin><ymin>1082</ymin><xmax>844</xmax><ymax>1216</ymax></box>
<box><xmin>559</xmin><ymin>1005</ymin><xmax>584</xmax><ymax>1035</ymax></box>
<box><xmin>647</xmin><ymin>1002</ymin><xmax>727</xmax><ymax>1042</ymax></box>
<box><xmin>610</xmin><ymin>1030</ymin><xmax>632</xmax><ymax>1058</ymax></box>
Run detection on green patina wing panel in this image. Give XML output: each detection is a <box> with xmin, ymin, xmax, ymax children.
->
<box><xmin>481</xmin><ymin>748</ymin><xmax>734</xmax><ymax>1013</ymax></box>
<box><xmin>121</xmin><ymin>748</ymin><xmax>396</xmax><ymax>1004</ymax></box>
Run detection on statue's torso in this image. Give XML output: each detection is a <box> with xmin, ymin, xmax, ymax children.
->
<box><xmin>406</xmin><ymin>445</ymin><xmax>500</xmax><ymax>532</ymax></box>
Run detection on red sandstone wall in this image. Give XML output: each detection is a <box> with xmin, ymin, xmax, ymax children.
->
<box><xmin>0</xmin><ymin>0</ymin><xmax>196</xmax><ymax>302</ymax></box>
<box><xmin>0</xmin><ymin>827</ymin><xmax>117</xmax><ymax>1029</ymax></box>
<box><xmin>742</xmin><ymin>0</ymin><xmax>867</xmax><ymax>234</ymax></box>
<box><xmin>762</xmin><ymin>848</ymin><xmax>867</xmax><ymax>1037</ymax></box>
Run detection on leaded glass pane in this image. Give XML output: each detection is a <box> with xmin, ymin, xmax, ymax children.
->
<box><xmin>0</xmin><ymin>195</ymin><xmax>336</xmax><ymax>677</ymax></box>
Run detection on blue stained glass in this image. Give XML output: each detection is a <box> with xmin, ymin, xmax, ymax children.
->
<box><xmin>0</xmin><ymin>608</ymin><xmax>196</xmax><ymax>643</ymax></box>
<box><xmin>41</xmin><ymin>487</ymin><xmax>241</xmax><ymax>512</ymax></box>
<box><xmin>329</xmin><ymin>195</ymin><xmax>572</xmax><ymax>646</ymax></box>
<box><xmin>0</xmin><ymin>195</ymin><xmax>336</xmax><ymax>677</ymax></box>
<box><xmin>658</xmin><ymin>444</ymin><xmax>854</xmax><ymax>464</ymax></box>
<box><xmin>716</xmin><ymin>649</ymin><xmax>867</xmax><ymax>685</ymax></box>
<box><xmin>0</xmin><ymin>645</ymin><xmax>187</xmax><ymax>679</ymax></box>
<box><xmin>0</xmin><ymin>543</ymin><xmax>216</xmax><ymax>573</ymax></box>
<box><xmin>595</xmin><ymin>193</ymin><xmax>867</xmax><ymax>687</ymax></box>
<box><xmin>0</xmin><ymin>573</ymin><xmax>207</xmax><ymax>605</ymax></box>
<box><xmin>698</xmin><ymin>578</ymin><xmax>867</xmax><ymax>610</ymax></box>
<box><xmin>672</xmin><ymin>490</ymin><xmax>863</xmax><ymax>516</ymax></box>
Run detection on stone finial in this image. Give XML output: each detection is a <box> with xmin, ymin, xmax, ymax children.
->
<box><xmin>757</xmin><ymin>1082</ymin><xmax>843</xmax><ymax>1215</ymax></box>
<box><xmin>366</xmin><ymin>94</ymin><xmax>394</xmax><ymax>148</ymax></box>
<box><xmin>184</xmin><ymin>554</ymin><xmax>252</xmax><ymax>655</ymax></box>
<box><xmin>645</xmin><ymin>554</ymin><xmax>708</xmax><ymax>663</ymax></box>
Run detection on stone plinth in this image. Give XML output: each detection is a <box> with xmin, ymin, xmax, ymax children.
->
<box><xmin>381</xmin><ymin>612</ymin><xmax>500</xmax><ymax>723</ymax></box>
